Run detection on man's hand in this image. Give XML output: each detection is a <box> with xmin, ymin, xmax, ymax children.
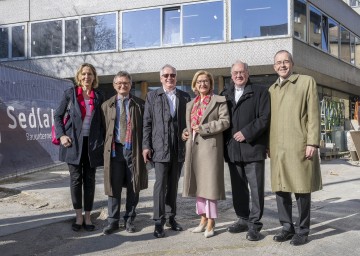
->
<box><xmin>142</xmin><ymin>149</ymin><xmax>152</xmax><ymax>163</ymax></box>
<box><xmin>305</xmin><ymin>145</ymin><xmax>317</xmax><ymax>159</ymax></box>
<box><xmin>233</xmin><ymin>131</ymin><xmax>246</xmax><ymax>142</ymax></box>
<box><xmin>182</xmin><ymin>130</ymin><xmax>189</xmax><ymax>141</ymax></box>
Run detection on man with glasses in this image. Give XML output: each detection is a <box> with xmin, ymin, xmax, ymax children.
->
<box><xmin>101</xmin><ymin>71</ymin><xmax>148</xmax><ymax>235</ymax></box>
<box><xmin>143</xmin><ymin>64</ymin><xmax>191</xmax><ymax>238</ymax></box>
<box><xmin>221</xmin><ymin>60</ymin><xmax>270</xmax><ymax>241</ymax></box>
<box><xmin>269</xmin><ymin>50</ymin><xmax>322</xmax><ymax>246</ymax></box>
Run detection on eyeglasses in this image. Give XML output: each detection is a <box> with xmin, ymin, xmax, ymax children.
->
<box><xmin>274</xmin><ymin>60</ymin><xmax>291</xmax><ymax>66</ymax></box>
<box><xmin>114</xmin><ymin>82</ymin><xmax>130</xmax><ymax>86</ymax></box>
<box><xmin>196</xmin><ymin>80</ymin><xmax>210</xmax><ymax>85</ymax></box>
<box><xmin>162</xmin><ymin>73</ymin><xmax>176</xmax><ymax>78</ymax></box>
<box><xmin>232</xmin><ymin>71</ymin><xmax>247</xmax><ymax>76</ymax></box>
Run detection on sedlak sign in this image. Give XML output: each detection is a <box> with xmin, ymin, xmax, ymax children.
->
<box><xmin>0</xmin><ymin>64</ymin><xmax>72</xmax><ymax>178</ymax></box>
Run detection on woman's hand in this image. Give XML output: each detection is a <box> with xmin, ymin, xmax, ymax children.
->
<box><xmin>60</xmin><ymin>135</ymin><xmax>72</xmax><ymax>148</ymax></box>
<box><xmin>192</xmin><ymin>125</ymin><xmax>201</xmax><ymax>133</ymax></box>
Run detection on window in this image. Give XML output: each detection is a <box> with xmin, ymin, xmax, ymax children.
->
<box><xmin>81</xmin><ymin>13</ymin><xmax>116</xmax><ymax>52</ymax></box>
<box><xmin>163</xmin><ymin>7</ymin><xmax>181</xmax><ymax>45</ymax></box>
<box><xmin>293</xmin><ymin>0</ymin><xmax>307</xmax><ymax>41</ymax></box>
<box><xmin>31</xmin><ymin>20</ymin><xmax>62</xmax><ymax>57</ymax></box>
<box><xmin>183</xmin><ymin>1</ymin><xmax>224</xmax><ymax>44</ymax></box>
<box><xmin>309</xmin><ymin>6</ymin><xmax>321</xmax><ymax>49</ymax></box>
<box><xmin>65</xmin><ymin>19</ymin><xmax>79</xmax><ymax>53</ymax></box>
<box><xmin>350</xmin><ymin>34</ymin><xmax>356</xmax><ymax>65</ymax></box>
<box><xmin>340</xmin><ymin>26</ymin><xmax>351</xmax><ymax>63</ymax></box>
<box><xmin>321</xmin><ymin>15</ymin><xmax>328</xmax><ymax>52</ymax></box>
<box><xmin>350</xmin><ymin>0</ymin><xmax>359</xmax><ymax>7</ymax></box>
<box><xmin>231</xmin><ymin>0</ymin><xmax>288</xmax><ymax>40</ymax></box>
<box><xmin>122</xmin><ymin>9</ymin><xmax>160</xmax><ymax>49</ymax></box>
<box><xmin>355</xmin><ymin>36</ymin><xmax>360</xmax><ymax>67</ymax></box>
<box><xmin>12</xmin><ymin>25</ymin><xmax>25</xmax><ymax>58</ymax></box>
<box><xmin>0</xmin><ymin>27</ymin><xmax>9</xmax><ymax>59</ymax></box>
<box><xmin>328</xmin><ymin>18</ymin><xmax>339</xmax><ymax>57</ymax></box>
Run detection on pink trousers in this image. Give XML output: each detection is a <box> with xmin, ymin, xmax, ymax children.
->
<box><xmin>196</xmin><ymin>197</ymin><xmax>218</xmax><ymax>219</ymax></box>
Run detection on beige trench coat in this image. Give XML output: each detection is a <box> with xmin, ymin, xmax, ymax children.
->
<box><xmin>101</xmin><ymin>95</ymin><xmax>148</xmax><ymax>196</ymax></box>
<box><xmin>182</xmin><ymin>95</ymin><xmax>230</xmax><ymax>200</ymax></box>
<box><xmin>269</xmin><ymin>74</ymin><xmax>322</xmax><ymax>193</ymax></box>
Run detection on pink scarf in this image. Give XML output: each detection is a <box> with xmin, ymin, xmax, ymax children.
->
<box><xmin>76</xmin><ymin>86</ymin><xmax>95</xmax><ymax>120</ymax></box>
<box><xmin>190</xmin><ymin>94</ymin><xmax>212</xmax><ymax>130</ymax></box>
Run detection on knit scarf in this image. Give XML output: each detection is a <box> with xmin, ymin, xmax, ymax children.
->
<box><xmin>76</xmin><ymin>86</ymin><xmax>95</xmax><ymax>120</ymax></box>
<box><xmin>190</xmin><ymin>94</ymin><xmax>212</xmax><ymax>130</ymax></box>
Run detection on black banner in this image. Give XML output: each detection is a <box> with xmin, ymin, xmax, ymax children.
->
<box><xmin>0</xmin><ymin>64</ymin><xmax>72</xmax><ymax>178</ymax></box>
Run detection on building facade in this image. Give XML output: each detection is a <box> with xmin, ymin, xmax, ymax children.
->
<box><xmin>1</xmin><ymin>0</ymin><xmax>360</xmax><ymax>145</ymax></box>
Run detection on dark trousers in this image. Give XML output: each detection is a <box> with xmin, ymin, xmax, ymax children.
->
<box><xmin>276</xmin><ymin>191</ymin><xmax>311</xmax><ymax>236</ymax></box>
<box><xmin>228</xmin><ymin>160</ymin><xmax>265</xmax><ymax>231</ymax></box>
<box><xmin>68</xmin><ymin>136</ymin><xmax>96</xmax><ymax>211</ymax></box>
<box><xmin>108</xmin><ymin>143</ymin><xmax>139</xmax><ymax>225</ymax></box>
<box><xmin>153</xmin><ymin>160</ymin><xmax>183</xmax><ymax>226</ymax></box>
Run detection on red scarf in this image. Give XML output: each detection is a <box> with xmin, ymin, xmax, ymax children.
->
<box><xmin>190</xmin><ymin>94</ymin><xmax>212</xmax><ymax>130</ymax></box>
<box><xmin>76</xmin><ymin>87</ymin><xmax>95</xmax><ymax>120</ymax></box>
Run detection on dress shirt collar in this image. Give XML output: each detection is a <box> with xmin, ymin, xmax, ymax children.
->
<box><xmin>163</xmin><ymin>87</ymin><xmax>176</xmax><ymax>95</ymax></box>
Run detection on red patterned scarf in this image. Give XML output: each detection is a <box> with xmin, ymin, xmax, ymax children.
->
<box><xmin>190</xmin><ymin>94</ymin><xmax>212</xmax><ymax>130</ymax></box>
<box><xmin>124</xmin><ymin>99</ymin><xmax>132</xmax><ymax>150</ymax></box>
<box><xmin>76</xmin><ymin>86</ymin><xmax>95</xmax><ymax>120</ymax></box>
<box><xmin>111</xmin><ymin>98</ymin><xmax>133</xmax><ymax>157</ymax></box>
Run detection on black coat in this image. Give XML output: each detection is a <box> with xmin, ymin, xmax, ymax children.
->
<box><xmin>220</xmin><ymin>82</ymin><xmax>270</xmax><ymax>163</ymax></box>
<box><xmin>54</xmin><ymin>87</ymin><xmax>104</xmax><ymax>167</ymax></box>
<box><xmin>142</xmin><ymin>87</ymin><xmax>191</xmax><ymax>162</ymax></box>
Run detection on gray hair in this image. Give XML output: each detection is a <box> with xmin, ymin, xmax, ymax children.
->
<box><xmin>274</xmin><ymin>50</ymin><xmax>294</xmax><ymax>64</ymax></box>
<box><xmin>113</xmin><ymin>71</ymin><xmax>132</xmax><ymax>84</ymax></box>
<box><xmin>231</xmin><ymin>60</ymin><xmax>249</xmax><ymax>73</ymax></box>
<box><xmin>160</xmin><ymin>64</ymin><xmax>177</xmax><ymax>76</ymax></box>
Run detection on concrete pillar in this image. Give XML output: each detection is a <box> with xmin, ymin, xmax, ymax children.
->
<box><xmin>140</xmin><ymin>81</ymin><xmax>148</xmax><ymax>99</ymax></box>
<box><xmin>218</xmin><ymin>76</ymin><xmax>224</xmax><ymax>93</ymax></box>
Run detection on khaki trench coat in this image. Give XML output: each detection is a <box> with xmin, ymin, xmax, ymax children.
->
<box><xmin>101</xmin><ymin>95</ymin><xmax>148</xmax><ymax>196</ymax></box>
<box><xmin>269</xmin><ymin>74</ymin><xmax>322</xmax><ymax>193</ymax></box>
<box><xmin>182</xmin><ymin>95</ymin><xmax>230</xmax><ymax>200</ymax></box>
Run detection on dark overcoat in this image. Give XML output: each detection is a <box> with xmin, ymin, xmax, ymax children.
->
<box><xmin>54</xmin><ymin>86</ymin><xmax>104</xmax><ymax>167</ymax></box>
<box><xmin>221</xmin><ymin>82</ymin><xmax>270</xmax><ymax>163</ymax></box>
<box><xmin>142</xmin><ymin>87</ymin><xmax>191</xmax><ymax>162</ymax></box>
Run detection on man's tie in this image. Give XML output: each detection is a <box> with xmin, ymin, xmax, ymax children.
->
<box><xmin>119</xmin><ymin>99</ymin><xmax>126</xmax><ymax>144</ymax></box>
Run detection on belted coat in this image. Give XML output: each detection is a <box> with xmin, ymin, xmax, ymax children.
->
<box><xmin>182</xmin><ymin>95</ymin><xmax>230</xmax><ymax>200</ymax></box>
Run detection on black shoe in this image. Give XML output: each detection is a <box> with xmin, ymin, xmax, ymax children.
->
<box><xmin>153</xmin><ymin>225</ymin><xmax>165</xmax><ymax>238</ymax></box>
<box><xmin>83</xmin><ymin>222</ymin><xmax>95</xmax><ymax>232</ymax></box>
<box><xmin>103</xmin><ymin>223</ymin><xmax>119</xmax><ymax>235</ymax></box>
<box><xmin>167</xmin><ymin>218</ymin><xmax>183</xmax><ymax>231</ymax></box>
<box><xmin>227</xmin><ymin>222</ymin><xmax>248</xmax><ymax>233</ymax></box>
<box><xmin>290</xmin><ymin>234</ymin><xmax>308</xmax><ymax>246</ymax></box>
<box><xmin>72</xmin><ymin>223</ymin><xmax>82</xmax><ymax>232</ymax></box>
<box><xmin>246</xmin><ymin>229</ymin><xmax>260</xmax><ymax>241</ymax></box>
<box><xmin>126</xmin><ymin>220</ymin><xmax>136</xmax><ymax>233</ymax></box>
<box><xmin>273</xmin><ymin>230</ymin><xmax>295</xmax><ymax>242</ymax></box>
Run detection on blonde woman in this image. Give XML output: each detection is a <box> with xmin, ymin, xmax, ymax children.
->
<box><xmin>182</xmin><ymin>70</ymin><xmax>230</xmax><ymax>238</ymax></box>
<box><xmin>54</xmin><ymin>63</ymin><xmax>104</xmax><ymax>231</ymax></box>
